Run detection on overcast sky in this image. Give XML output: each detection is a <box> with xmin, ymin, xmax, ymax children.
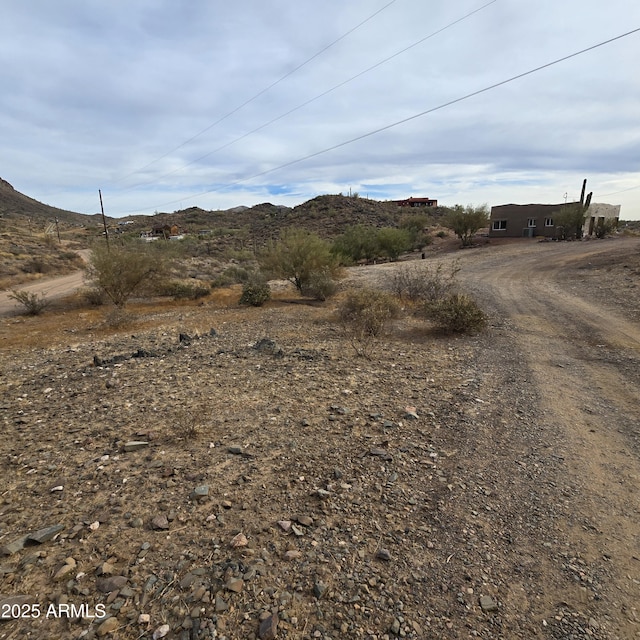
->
<box><xmin>1</xmin><ymin>1</ymin><xmax>639</xmax><ymax>219</ymax></box>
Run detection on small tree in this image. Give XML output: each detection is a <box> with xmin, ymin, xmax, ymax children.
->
<box><xmin>376</xmin><ymin>227</ymin><xmax>411</xmax><ymax>260</ymax></box>
<box><xmin>444</xmin><ymin>204</ymin><xmax>489</xmax><ymax>247</ymax></box>
<box><xmin>259</xmin><ymin>228</ymin><xmax>339</xmax><ymax>296</ymax></box>
<box><xmin>87</xmin><ymin>243</ymin><xmax>167</xmax><ymax>307</ymax></box>
<box><xmin>554</xmin><ymin>203</ymin><xmax>588</xmax><ymax>241</ymax></box>
<box><xmin>332</xmin><ymin>225</ymin><xmax>380</xmax><ymax>264</ymax></box>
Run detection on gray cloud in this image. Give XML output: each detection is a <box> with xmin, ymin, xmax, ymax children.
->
<box><xmin>1</xmin><ymin>0</ymin><xmax>639</xmax><ymax>218</ymax></box>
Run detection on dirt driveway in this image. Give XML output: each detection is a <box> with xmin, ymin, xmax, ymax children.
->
<box><xmin>457</xmin><ymin>238</ymin><xmax>640</xmax><ymax>637</ymax></box>
<box><xmin>346</xmin><ymin>237</ymin><xmax>640</xmax><ymax>636</ymax></box>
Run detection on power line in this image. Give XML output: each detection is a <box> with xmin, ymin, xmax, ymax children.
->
<box><xmin>597</xmin><ymin>184</ymin><xmax>640</xmax><ymax>197</ymax></box>
<box><xmin>147</xmin><ymin>26</ymin><xmax>640</xmax><ymax>212</ymax></box>
<box><xmin>113</xmin><ymin>0</ymin><xmax>398</xmax><ymax>186</ymax></box>
<box><xmin>121</xmin><ymin>0</ymin><xmax>497</xmax><ymax>192</ymax></box>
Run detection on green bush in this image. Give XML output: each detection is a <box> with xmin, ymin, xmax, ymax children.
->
<box><xmin>259</xmin><ymin>228</ymin><xmax>339</xmax><ymax>294</ymax></box>
<box><xmin>332</xmin><ymin>225</ymin><xmax>380</xmax><ymax>264</ymax></box>
<box><xmin>424</xmin><ymin>293</ymin><xmax>487</xmax><ymax>334</ymax></box>
<box><xmin>86</xmin><ymin>243</ymin><xmax>169</xmax><ymax>307</ymax></box>
<box><xmin>444</xmin><ymin>204</ymin><xmax>489</xmax><ymax>247</ymax></box>
<box><xmin>594</xmin><ymin>218</ymin><xmax>618</xmax><ymax>239</ymax></box>
<box><xmin>239</xmin><ymin>278</ymin><xmax>271</xmax><ymax>306</ymax></box>
<box><xmin>376</xmin><ymin>227</ymin><xmax>412</xmax><ymax>260</ymax></box>
<box><xmin>339</xmin><ymin>288</ymin><xmax>399</xmax><ymax>357</ymax></box>
<box><xmin>165</xmin><ymin>280</ymin><xmax>210</xmax><ymax>300</ymax></box>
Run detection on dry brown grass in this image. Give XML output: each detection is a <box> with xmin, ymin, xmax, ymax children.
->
<box><xmin>0</xmin><ymin>282</ymin><xmax>320</xmax><ymax>353</ymax></box>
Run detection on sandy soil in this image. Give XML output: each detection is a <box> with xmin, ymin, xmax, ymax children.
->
<box><xmin>0</xmin><ymin>237</ymin><xmax>638</xmax><ymax>640</ymax></box>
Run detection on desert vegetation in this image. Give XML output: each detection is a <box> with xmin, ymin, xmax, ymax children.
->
<box><xmin>2</xmin><ymin>191</ymin><xmax>640</xmax><ymax>639</ymax></box>
<box><xmin>86</xmin><ymin>242</ymin><xmax>169</xmax><ymax>307</ymax></box>
<box><xmin>7</xmin><ymin>289</ymin><xmax>51</xmax><ymax>315</ymax></box>
<box><xmin>443</xmin><ymin>204</ymin><xmax>489</xmax><ymax>247</ymax></box>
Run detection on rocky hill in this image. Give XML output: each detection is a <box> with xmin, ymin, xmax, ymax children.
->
<box><xmin>1</xmin><ymin>176</ymin><xmax>449</xmax><ymax>241</ymax></box>
<box><xmin>0</xmin><ymin>178</ymin><xmax>94</xmax><ymax>227</ymax></box>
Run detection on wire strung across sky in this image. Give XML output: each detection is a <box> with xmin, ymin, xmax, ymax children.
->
<box><xmin>117</xmin><ymin>0</ymin><xmax>498</xmax><ymax>194</ymax></box>
<box><xmin>145</xmin><ymin>26</ymin><xmax>640</xmax><ymax>213</ymax></box>
<box><xmin>112</xmin><ymin>0</ymin><xmax>398</xmax><ymax>187</ymax></box>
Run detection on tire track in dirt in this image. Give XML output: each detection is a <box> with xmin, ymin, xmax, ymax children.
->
<box><xmin>458</xmin><ymin>239</ymin><xmax>640</xmax><ymax>637</ymax></box>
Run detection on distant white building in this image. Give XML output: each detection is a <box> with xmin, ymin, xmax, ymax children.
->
<box><xmin>584</xmin><ymin>203</ymin><xmax>620</xmax><ymax>236</ymax></box>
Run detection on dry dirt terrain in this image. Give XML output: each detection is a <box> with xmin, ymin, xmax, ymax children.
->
<box><xmin>0</xmin><ymin>237</ymin><xmax>639</xmax><ymax>640</ymax></box>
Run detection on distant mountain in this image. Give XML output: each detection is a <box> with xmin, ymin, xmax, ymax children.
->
<box><xmin>0</xmin><ymin>178</ymin><xmax>96</xmax><ymax>226</ymax></box>
<box><xmin>0</xmin><ymin>178</ymin><xmax>446</xmax><ymax>241</ymax></box>
<box><xmin>150</xmin><ymin>194</ymin><xmax>427</xmax><ymax>241</ymax></box>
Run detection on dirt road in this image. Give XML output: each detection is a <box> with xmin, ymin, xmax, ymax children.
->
<box><xmin>457</xmin><ymin>238</ymin><xmax>640</xmax><ymax>637</ymax></box>
<box><xmin>0</xmin><ymin>250</ymin><xmax>89</xmax><ymax>315</ymax></box>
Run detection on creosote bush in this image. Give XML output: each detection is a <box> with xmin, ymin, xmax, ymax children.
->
<box><xmin>339</xmin><ymin>288</ymin><xmax>399</xmax><ymax>357</ymax></box>
<box><xmin>163</xmin><ymin>280</ymin><xmax>210</xmax><ymax>300</ymax></box>
<box><xmin>8</xmin><ymin>289</ymin><xmax>51</xmax><ymax>315</ymax></box>
<box><xmin>239</xmin><ymin>277</ymin><xmax>271</xmax><ymax>307</ymax></box>
<box><xmin>423</xmin><ymin>293</ymin><xmax>487</xmax><ymax>334</ymax></box>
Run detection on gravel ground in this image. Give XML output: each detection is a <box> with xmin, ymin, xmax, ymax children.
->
<box><xmin>0</xmin><ymin>237</ymin><xmax>639</xmax><ymax>640</ymax></box>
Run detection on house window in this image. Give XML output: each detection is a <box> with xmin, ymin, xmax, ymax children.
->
<box><xmin>492</xmin><ymin>220</ymin><xmax>507</xmax><ymax>231</ymax></box>
<box><xmin>527</xmin><ymin>218</ymin><xmax>536</xmax><ymax>228</ymax></box>
<box><xmin>545</xmin><ymin>217</ymin><xmax>554</xmax><ymax>227</ymax></box>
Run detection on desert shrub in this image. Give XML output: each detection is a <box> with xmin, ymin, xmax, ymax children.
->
<box><xmin>554</xmin><ymin>203</ymin><xmax>588</xmax><ymax>240</ymax></box>
<box><xmin>339</xmin><ymin>288</ymin><xmax>400</xmax><ymax>357</ymax></box>
<box><xmin>376</xmin><ymin>227</ymin><xmax>412</xmax><ymax>260</ymax></box>
<box><xmin>59</xmin><ymin>251</ymin><xmax>80</xmax><ymax>261</ymax></box>
<box><xmin>103</xmin><ymin>306</ymin><xmax>133</xmax><ymax>328</ymax></box>
<box><xmin>211</xmin><ymin>265</ymin><xmax>254</xmax><ymax>288</ymax></box>
<box><xmin>332</xmin><ymin>225</ymin><xmax>380</xmax><ymax>264</ymax></box>
<box><xmin>399</xmin><ymin>214</ymin><xmax>434</xmax><ymax>250</ymax></box>
<box><xmin>436</xmin><ymin>230</ymin><xmax>447</xmax><ymax>238</ymax></box>
<box><xmin>594</xmin><ymin>218</ymin><xmax>618</xmax><ymax>239</ymax></box>
<box><xmin>423</xmin><ymin>293</ymin><xmax>487</xmax><ymax>334</ymax></box>
<box><xmin>399</xmin><ymin>213</ymin><xmax>431</xmax><ymax>235</ymax></box>
<box><xmin>259</xmin><ymin>228</ymin><xmax>339</xmax><ymax>294</ymax></box>
<box><xmin>389</xmin><ymin>261</ymin><xmax>460</xmax><ymax>303</ymax></box>
<box><xmin>300</xmin><ymin>267</ymin><xmax>338</xmax><ymax>301</ymax></box>
<box><xmin>173</xmin><ymin>404</ymin><xmax>208</xmax><ymax>440</ymax></box>
<box><xmin>86</xmin><ymin>243</ymin><xmax>168</xmax><ymax>307</ymax></box>
<box><xmin>239</xmin><ymin>277</ymin><xmax>271</xmax><ymax>306</ymax></box>
<box><xmin>444</xmin><ymin>204</ymin><xmax>489</xmax><ymax>247</ymax></box>
<box><xmin>43</xmin><ymin>233</ymin><xmax>57</xmax><ymax>247</ymax></box>
<box><xmin>82</xmin><ymin>286</ymin><xmax>106</xmax><ymax>306</ymax></box>
<box><xmin>8</xmin><ymin>289</ymin><xmax>50</xmax><ymax>315</ymax></box>
<box><xmin>164</xmin><ymin>280</ymin><xmax>210</xmax><ymax>300</ymax></box>
<box><xmin>22</xmin><ymin>258</ymin><xmax>50</xmax><ymax>274</ymax></box>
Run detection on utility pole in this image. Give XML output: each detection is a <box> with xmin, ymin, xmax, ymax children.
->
<box><xmin>99</xmin><ymin>189</ymin><xmax>110</xmax><ymax>251</ymax></box>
